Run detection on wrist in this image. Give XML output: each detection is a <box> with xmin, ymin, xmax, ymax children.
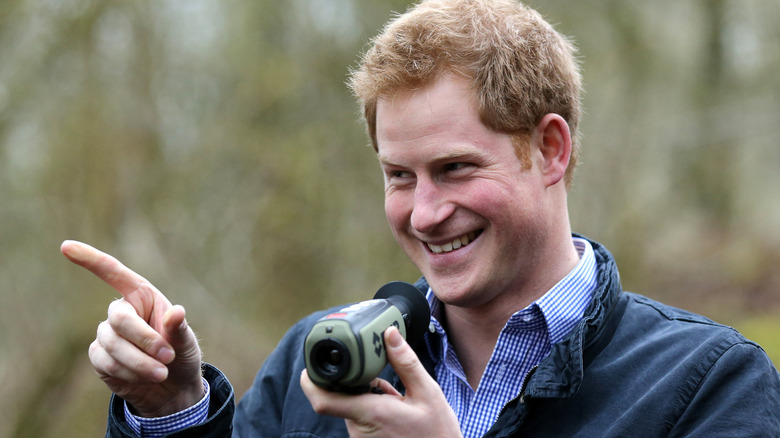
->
<box><xmin>131</xmin><ymin>377</ymin><xmax>207</xmax><ymax>418</ymax></box>
<box><xmin>124</xmin><ymin>378</ymin><xmax>210</xmax><ymax>435</ymax></box>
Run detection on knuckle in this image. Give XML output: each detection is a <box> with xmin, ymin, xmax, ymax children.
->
<box><xmin>135</xmin><ymin>281</ymin><xmax>155</xmax><ymax>295</ymax></box>
<box><xmin>396</xmin><ymin>350</ymin><xmax>419</xmax><ymax>370</ymax></box>
<box><xmin>95</xmin><ymin>320</ymin><xmax>105</xmax><ymax>336</ymax></box>
<box><xmin>308</xmin><ymin>398</ymin><xmax>325</xmax><ymax>413</ymax></box>
<box><xmin>109</xmin><ymin>306</ymin><xmax>131</xmax><ymax>328</ymax></box>
<box><xmin>96</xmin><ymin>321</ymin><xmax>114</xmax><ymax>345</ymax></box>
<box><xmin>103</xmin><ymin>358</ymin><xmax>122</xmax><ymax>376</ymax></box>
<box><xmin>88</xmin><ymin>339</ymin><xmax>101</xmax><ymax>356</ymax></box>
<box><xmin>358</xmin><ymin>404</ymin><xmax>383</xmax><ymax>422</ymax></box>
<box><xmin>106</xmin><ymin>299</ymin><xmax>119</xmax><ymax>315</ymax></box>
<box><xmin>106</xmin><ymin>299</ymin><xmax>130</xmax><ymax>321</ymax></box>
<box><xmin>131</xmin><ymin>356</ymin><xmax>151</xmax><ymax>375</ymax></box>
<box><xmin>88</xmin><ymin>340</ymin><xmax>105</xmax><ymax>366</ymax></box>
<box><xmin>308</xmin><ymin>396</ymin><xmax>332</xmax><ymax>415</ymax></box>
<box><xmin>138</xmin><ymin>335</ymin><xmax>157</xmax><ymax>355</ymax></box>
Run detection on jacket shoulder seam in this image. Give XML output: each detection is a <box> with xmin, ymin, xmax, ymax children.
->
<box><xmin>627</xmin><ymin>292</ymin><xmax>729</xmax><ymax>328</ymax></box>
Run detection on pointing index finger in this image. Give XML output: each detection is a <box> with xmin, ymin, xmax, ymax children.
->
<box><xmin>61</xmin><ymin>240</ymin><xmax>166</xmax><ymax>309</ymax></box>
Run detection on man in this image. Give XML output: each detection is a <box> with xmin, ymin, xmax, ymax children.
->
<box><xmin>62</xmin><ymin>0</ymin><xmax>780</xmax><ymax>436</ymax></box>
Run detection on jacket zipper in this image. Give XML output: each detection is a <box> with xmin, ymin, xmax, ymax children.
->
<box><xmin>494</xmin><ymin>365</ymin><xmax>538</xmax><ymax>423</ymax></box>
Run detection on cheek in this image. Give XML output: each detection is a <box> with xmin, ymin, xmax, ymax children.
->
<box><xmin>463</xmin><ymin>182</ymin><xmax>537</xmax><ymax>234</ymax></box>
<box><xmin>384</xmin><ymin>192</ymin><xmax>409</xmax><ymax>231</ymax></box>
<box><xmin>463</xmin><ymin>183</ymin><xmax>519</xmax><ymax>216</ymax></box>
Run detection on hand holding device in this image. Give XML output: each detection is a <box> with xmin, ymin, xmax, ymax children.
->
<box><xmin>300</xmin><ymin>325</ymin><xmax>463</xmax><ymax>438</ymax></box>
<box><xmin>304</xmin><ymin>281</ymin><xmax>430</xmax><ymax>392</ymax></box>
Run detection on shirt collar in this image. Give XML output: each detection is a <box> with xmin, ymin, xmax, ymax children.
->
<box><xmin>425</xmin><ymin>237</ymin><xmax>598</xmax><ymax>345</ymax></box>
<box><xmin>533</xmin><ymin>237</ymin><xmax>597</xmax><ymax>344</ymax></box>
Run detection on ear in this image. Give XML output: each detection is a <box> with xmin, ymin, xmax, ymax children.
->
<box><xmin>533</xmin><ymin>113</ymin><xmax>572</xmax><ymax>188</ymax></box>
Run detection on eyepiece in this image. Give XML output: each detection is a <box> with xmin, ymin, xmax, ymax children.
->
<box><xmin>373</xmin><ymin>281</ymin><xmax>430</xmax><ymax>343</ymax></box>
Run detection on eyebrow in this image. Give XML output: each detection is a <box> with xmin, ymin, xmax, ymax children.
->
<box><xmin>378</xmin><ymin>146</ymin><xmax>483</xmax><ymax>167</ymax></box>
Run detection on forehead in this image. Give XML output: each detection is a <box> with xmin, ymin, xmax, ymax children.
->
<box><xmin>375</xmin><ymin>74</ymin><xmax>481</xmax><ymax>145</ymax></box>
<box><xmin>375</xmin><ymin>74</ymin><xmax>514</xmax><ymax>166</ymax></box>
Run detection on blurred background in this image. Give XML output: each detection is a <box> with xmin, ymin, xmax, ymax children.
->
<box><xmin>1</xmin><ymin>0</ymin><xmax>778</xmax><ymax>436</ymax></box>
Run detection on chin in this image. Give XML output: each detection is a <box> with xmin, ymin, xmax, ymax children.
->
<box><xmin>426</xmin><ymin>279</ymin><xmax>484</xmax><ymax>307</ymax></box>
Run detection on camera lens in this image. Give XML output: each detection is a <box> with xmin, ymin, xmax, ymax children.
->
<box><xmin>310</xmin><ymin>338</ymin><xmax>351</xmax><ymax>381</ymax></box>
<box><xmin>324</xmin><ymin>349</ymin><xmax>342</xmax><ymax>366</ymax></box>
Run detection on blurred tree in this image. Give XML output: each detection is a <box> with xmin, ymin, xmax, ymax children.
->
<box><xmin>0</xmin><ymin>0</ymin><xmax>778</xmax><ymax>436</ymax></box>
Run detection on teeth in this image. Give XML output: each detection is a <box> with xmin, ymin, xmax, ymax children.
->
<box><xmin>427</xmin><ymin>232</ymin><xmax>476</xmax><ymax>254</ymax></box>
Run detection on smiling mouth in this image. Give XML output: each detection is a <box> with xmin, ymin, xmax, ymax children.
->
<box><xmin>426</xmin><ymin>231</ymin><xmax>481</xmax><ymax>254</ymax></box>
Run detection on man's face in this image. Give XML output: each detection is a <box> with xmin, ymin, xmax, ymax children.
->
<box><xmin>376</xmin><ymin>73</ymin><xmax>552</xmax><ymax>309</ymax></box>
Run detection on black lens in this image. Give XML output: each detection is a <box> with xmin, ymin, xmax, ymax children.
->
<box><xmin>324</xmin><ymin>349</ymin><xmax>342</xmax><ymax>366</ymax></box>
<box><xmin>310</xmin><ymin>338</ymin><xmax>351</xmax><ymax>381</ymax></box>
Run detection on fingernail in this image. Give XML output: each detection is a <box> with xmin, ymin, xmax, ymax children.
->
<box><xmin>62</xmin><ymin>240</ymin><xmax>86</xmax><ymax>261</ymax></box>
<box><xmin>157</xmin><ymin>347</ymin><xmax>175</xmax><ymax>364</ymax></box>
<box><xmin>152</xmin><ymin>366</ymin><xmax>168</xmax><ymax>382</ymax></box>
<box><xmin>386</xmin><ymin>326</ymin><xmax>404</xmax><ymax>349</ymax></box>
<box><xmin>369</xmin><ymin>386</ymin><xmax>384</xmax><ymax>394</ymax></box>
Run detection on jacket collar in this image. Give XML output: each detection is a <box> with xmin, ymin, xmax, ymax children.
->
<box><xmin>524</xmin><ymin>235</ymin><xmax>624</xmax><ymax>399</ymax></box>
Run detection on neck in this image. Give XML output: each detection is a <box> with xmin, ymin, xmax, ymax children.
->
<box><xmin>441</xmin><ymin>232</ymin><xmax>580</xmax><ymax>390</ymax></box>
<box><xmin>441</xmin><ymin>304</ymin><xmax>507</xmax><ymax>390</ymax></box>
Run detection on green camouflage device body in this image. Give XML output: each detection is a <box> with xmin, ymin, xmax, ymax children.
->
<box><xmin>303</xmin><ymin>281</ymin><xmax>430</xmax><ymax>393</ymax></box>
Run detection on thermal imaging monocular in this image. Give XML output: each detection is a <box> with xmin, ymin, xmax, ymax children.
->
<box><xmin>303</xmin><ymin>281</ymin><xmax>430</xmax><ymax>393</ymax></box>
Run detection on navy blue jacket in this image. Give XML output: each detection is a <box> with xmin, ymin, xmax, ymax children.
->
<box><xmin>106</xmin><ymin>238</ymin><xmax>780</xmax><ymax>437</ymax></box>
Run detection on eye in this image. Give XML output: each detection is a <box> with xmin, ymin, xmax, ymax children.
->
<box><xmin>388</xmin><ymin>169</ymin><xmax>412</xmax><ymax>179</ymax></box>
<box><xmin>382</xmin><ymin>167</ymin><xmax>415</xmax><ymax>186</ymax></box>
<box><xmin>444</xmin><ymin>162</ymin><xmax>473</xmax><ymax>173</ymax></box>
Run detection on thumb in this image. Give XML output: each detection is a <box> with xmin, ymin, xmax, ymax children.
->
<box><xmin>161</xmin><ymin>305</ymin><xmax>201</xmax><ymax>364</ymax></box>
<box><xmin>384</xmin><ymin>325</ymin><xmax>433</xmax><ymax>396</ymax></box>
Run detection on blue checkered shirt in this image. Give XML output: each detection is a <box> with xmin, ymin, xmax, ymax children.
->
<box><xmin>425</xmin><ymin>237</ymin><xmax>597</xmax><ymax>438</ymax></box>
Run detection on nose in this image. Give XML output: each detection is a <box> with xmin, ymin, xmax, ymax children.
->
<box><xmin>410</xmin><ymin>177</ymin><xmax>454</xmax><ymax>234</ymax></box>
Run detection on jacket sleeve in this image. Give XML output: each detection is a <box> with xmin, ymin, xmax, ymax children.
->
<box><xmin>669</xmin><ymin>340</ymin><xmax>780</xmax><ymax>437</ymax></box>
<box><xmin>105</xmin><ymin>364</ymin><xmax>235</xmax><ymax>438</ymax></box>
